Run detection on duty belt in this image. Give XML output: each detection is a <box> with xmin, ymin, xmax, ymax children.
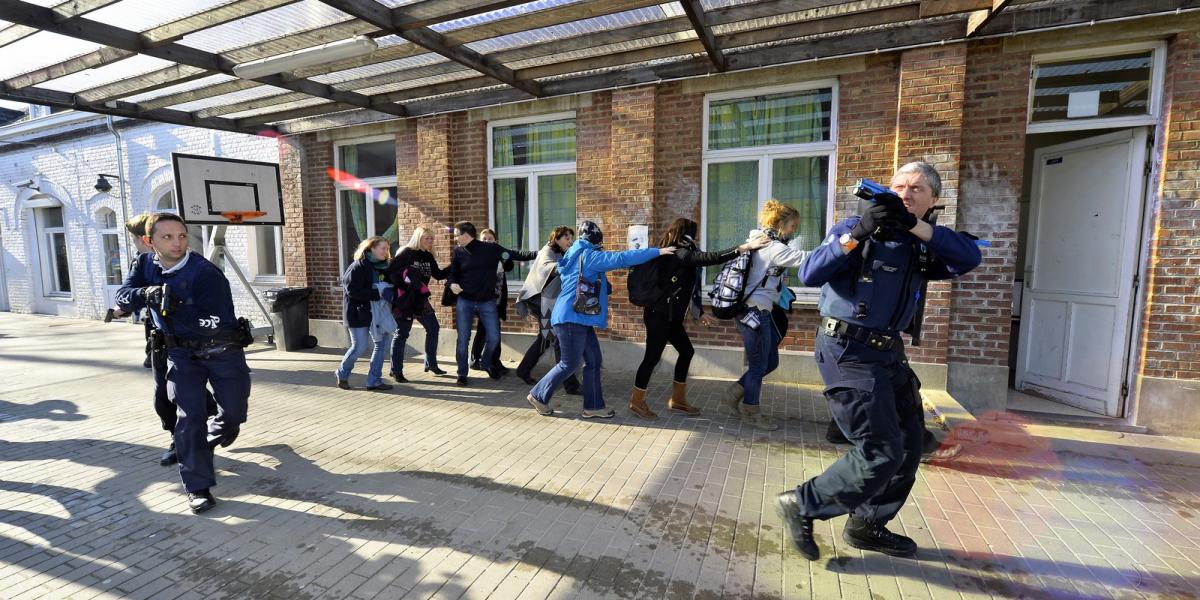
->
<box><xmin>165</xmin><ymin>332</ymin><xmax>241</xmax><ymax>351</ymax></box>
<box><xmin>820</xmin><ymin>316</ymin><xmax>898</xmax><ymax>351</ymax></box>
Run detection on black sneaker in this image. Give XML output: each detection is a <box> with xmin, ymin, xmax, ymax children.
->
<box><xmin>159</xmin><ymin>442</ymin><xmax>178</xmax><ymax>466</ymax></box>
<box><xmin>188</xmin><ymin>489</ymin><xmax>216</xmax><ymax>514</ymax></box>
<box><xmin>487</xmin><ymin>366</ymin><xmax>504</xmax><ymax>380</ymax></box>
<box><xmin>842</xmin><ymin>516</ymin><xmax>917</xmax><ymax>557</ymax></box>
<box><xmin>367</xmin><ymin>383</ymin><xmax>394</xmax><ymax>391</ymax></box>
<box><xmin>389</xmin><ymin>371</ymin><xmax>409</xmax><ymax>383</ymax></box>
<box><xmin>775</xmin><ymin>492</ymin><xmax>818</xmax><ymax>560</ymax></box>
<box><xmin>825</xmin><ymin>419</ymin><xmax>850</xmax><ymax>444</ymax></box>
<box><xmin>456</xmin><ymin>376</ymin><xmax>469</xmax><ymax>386</ymax></box>
<box><xmin>517</xmin><ymin>372</ymin><xmax>536</xmax><ymax>385</ymax></box>
<box><xmin>425</xmin><ymin>365</ymin><xmax>447</xmax><ymax>376</ymax></box>
<box><xmin>470</xmin><ymin>360</ymin><xmax>484</xmax><ymax>371</ymax></box>
<box><xmin>563</xmin><ymin>386</ymin><xmax>582</xmax><ymax>396</ymax></box>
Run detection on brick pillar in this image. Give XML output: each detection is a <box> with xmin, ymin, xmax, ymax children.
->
<box><xmin>278</xmin><ymin>133</ymin><xmax>341</xmax><ymax>319</ymax></box>
<box><xmin>602</xmin><ymin>86</ymin><xmax>657</xmax><ymax>342</ymax></box>
<box><xmin>278</xmin><ymin>134</ymin><xmax>308</xmax><ymax>288</ymax></box>
<box><xmin>895</xmin><ymin>43</ymin><xmax>967</xmax><ymax>366</ymax></box>
<box><xmin>408</xmin><ymin>114</ymin><xmax>457</xmax><ymax>331</ymax></box>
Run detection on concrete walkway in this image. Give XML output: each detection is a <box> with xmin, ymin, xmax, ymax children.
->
<box><xmin>1</xmin><ymin>313</ymin><xmax>1198</xmax><ymax>599</ymax></box>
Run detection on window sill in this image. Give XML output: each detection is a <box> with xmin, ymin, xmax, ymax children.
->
<box><xmin>252</xmin><ymin>276</ymin><xmax>287</xmax><ymax>287</ymax></box>
<box><xmin>42</xmin><ymin>294</ymin><xmax>74</xmax><ymax>302</ymax></box>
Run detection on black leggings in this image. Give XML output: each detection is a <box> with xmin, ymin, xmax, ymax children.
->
<box><xmin>634</xmin><ymin>311</ymin><xmax>694</xmax><ymax>389</ymax></box>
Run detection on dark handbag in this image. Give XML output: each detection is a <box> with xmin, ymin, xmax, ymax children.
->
<box><xmin>571</xmin><ymin>253</ymin><xmax>602</xmax><ymax>316</ymax></box>
<box><xmin>440</xmin><ymin>283</ymin><xmax>456</xmax><ymax>307</ymax></box>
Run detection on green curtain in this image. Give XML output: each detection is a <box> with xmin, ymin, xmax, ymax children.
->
<box><xmin>772</xmin><ymin>156</ymin><xmax>829</xmax><ymax>252</ymax></box>
<box><xmin>374</xmin><ymin>187</ymin><xmax>399</xmax><ymax>254</ymax></box>
<box><xmin>493</xmin><ymin>119</ymin><xmax>576</xmax><ymax>167</ymax></box>
<box><xmin>538</xmin><ymin>174</ymin><xmax>576</xmax><ymax>246</ymax></box>
<box><xmin>705</xmin><ymin>161</ymin><xmax>759</xmax><ymax>285</ymax></box>
<box><xmin>709</xmin><ymin>89</ymin><xmax>830</xmax><ymax>150</ymax></box>
<box><xmin>493</xmin><ymin>178</ymin><xmax>529</xmax><ymax>281</ymax></box>
<box><xmin>339</xmin><ymin>144</ymin><xmax>359</xmax><ymax>176</ymax></box>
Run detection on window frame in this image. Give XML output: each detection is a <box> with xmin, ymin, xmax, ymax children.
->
<box><xmin>1026</xmin><ymin>41</ymin><xmax>1167</xmax><ymax>135</ymax></box>
<box><xmin>35</xmin><ymin>206</ymin><xmax>71</xmax><ymax>298</ymax></box>
<box><xmin>247</xmin><ymin>225</ymin><xmax>286</xmax><ymax>284</ymax></box>
<box><xmin>333</xmin><ymin>134</ymin><xmax>398</xmax><ymax>274</ymax></box>
<box><xmin>700</xmin><ymin>80</ymin><xmax>839</xmax><ymax>304</ymax></box>
<box><xmin>486</xmin><ymin>112</ymin><xmax>578</xmax><ymax>288</ymax></box>
<box><xmin>95</xmin><ymin>207</ymin><xmax>123</xmax><ymax>286</ymax></box>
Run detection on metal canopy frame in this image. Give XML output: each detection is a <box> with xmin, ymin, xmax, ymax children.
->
<box><xmin>0</xmin><ymin>0</ymin><xmax>1194</xmax><ymax>136</ymax></box>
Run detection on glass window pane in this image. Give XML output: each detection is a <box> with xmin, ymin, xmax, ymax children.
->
<box><xmin>44</xmin><ymin>207</ymin><xmax>64</xmax><ymax>228</ymax></box>
<box><xmin>493</xmin><ymin>119</ymin><xmax>576</xmax><ymax>167</ymax></box>
<box><xmin>705</xmin><ymin>161</ymin><xmax>758</xmax><ymax>285</ymax></box>
<box><xmin>97</xmin><ymin>209</ymin><xmax>118</xmax><ymax>230</ymax></box>
<box><xmin>537</xmin><ymin>173</ymin><xmax>576</xmax><ymax>249</ymax></box>
<box><xmin>103</xmin><ymin>233</ymin><xmax>122</xmax><ymax>285</ymax></box>
<box><xmin>373</xmin><ymin>187</ymin><xmax>399</xmax><ymax>256</ymax></box>
<box><xmin>340</xmin><ymin>189</ymin><xmax>368</xmax><ymax>267</ymax></box>
<box><xmin>708</xmin><ymin>89</ymin><xmax>832</xmax><ymax>150</ymax></box>
<box><xmin>52</xmin><ymin>232</ymin><xmax>71</xmax><ymax>293</ymax></box>
<box><xmin>339</xmin><ymin>140</ymin><xmax>397</xmax><ymax>179</ymax></box>
<box><xmin>493</xmin><ymin>177</ymin><xmax>530</xmax><ymax>282</ymax></box>
<box><xmin>257</xmin><ymin>227</ymin><xmax>280</xmax><ymax>276</ymax></box>
<box><xmin>157</xmin><ymin>191</ymin><xmax>176</xmax><ymax>210</ymax></box>
<box><xmin>772</xmin><ymin>156</ymin><xmax>829</xmax><ymax>253</ymax></box>
<box><xmin>1032</xmin><ymin>51</ymin><xmax>1153</xmax><ymax>123</ymax></box>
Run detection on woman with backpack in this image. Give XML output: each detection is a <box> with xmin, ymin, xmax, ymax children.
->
<box><xmin>526</xmin><ymin>220</ymin><xmax>675</xmax><ymax>418</ymax></box>
<box><xmin>628</xmin><ymin>219</ymin><xmax>768</xmax><ymax>419</ymax></box>
<box><xmin>514</xmin><ymin>226</ymin><xmax>581</xmax><ymax>394</ymax></box>
<box><xmin>337</xmin><ymin>236</ymin><xmax>398</xmax><ymax>391</ymax></box>
<box><xmin>723</xmin><ymin>200</ymin><xmax>810</xmax><ymax>431</ymax></box>
<box><xmin>386</xmin><ymin>226</ymin><xmax>448</xmax><ymax>382</ymax></box>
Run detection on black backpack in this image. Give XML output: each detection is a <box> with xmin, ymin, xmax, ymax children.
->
<box><xmin>627</xmin><ymin>256</ymin><xmax>678</xmax><ymax>308</ymax></box>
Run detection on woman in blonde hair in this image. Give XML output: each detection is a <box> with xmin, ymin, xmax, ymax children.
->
<box><xmin>386</xmin><ymin>226</ymin><xmax>448</xmax><ymax>381</ymax></box>
<box><xmin>722</xmin><ymin>200</ymin><xmax>809</xmax><ymax>431</ymax></box>
<box><xmin>336</xmin><ymin>236</ymin><xmax>397</xmax><ymax>391</ymax></box>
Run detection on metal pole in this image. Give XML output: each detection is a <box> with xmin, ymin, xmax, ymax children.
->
<box><xmin>106</xmin><ymin>116</ymin><xmax>132</xmax><ymax>262</ymax></box>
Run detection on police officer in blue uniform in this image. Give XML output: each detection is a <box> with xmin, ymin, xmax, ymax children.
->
<box><xmin>116</xmin><ymin>213</ymin><xmax>250</xmax><ymax>514</ymax></box>
<box><xmin>776</xmin><ymin>161</ymin><xmax>982</xmax><ymax>560</ymax></box>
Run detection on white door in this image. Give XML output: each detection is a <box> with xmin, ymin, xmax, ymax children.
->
<box><xmin>1016</xmin><ymin>129</ymin><xmax>1146</xmax><ymax>416</ymax></box>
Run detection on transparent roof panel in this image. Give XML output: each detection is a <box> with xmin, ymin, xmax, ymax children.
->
<box><xmin>467</xmin><ymin>4</ymin><xmax>685</xmax><ymax>55</ymax></box>
<box><xmin>176</xmin><ymin>0</ymin><xmax>356</xmax><ymax>54</ymax></box>
<box><xmin>0</xmin><ymin>31</ymin><xmax>102</xmax><ymax>81</ymax></box>
<box><xmin>504</xmin><ymin>31</ymin><xmax>696</xmax><ymax>71</ymax></box>
<box><xmin>125</xmin><ymin>73</ymin><xmax>240</xmax><ymax>103</ymax></box>
<box><xmin>432</xmin><ymin>0</ymin><xmax>585</xmax><ymax>33</ymax></box>
<box><xmin>534</xmin><ymin>52</ymin><xmax>702</xmax><ymax>82</ymax></box>
<box><xmin>225</xmin><ymin>96</ymin><xmax>331</xmax><ymax>120</ymax></box>
<box><xmin>171</xmin><ymin>84</ymin><xmax>296</xmax><ymax>113</ymax></box>
<box><xmin>353</xmin><ymin>71</ymin><xmax>483</xmax><ymax>96</ymax></box>
<box><xmin>84</xmin><ymin>0</ymin><xmax>231</xmax><ymax>33</ymax></box>
<box><xmin>712</xmin><ymin>0</ymin><xmax>911</xmax><ymax>36</ymax></box>
<box><xmin>37</xmin><ymin>54</ymin><xmax>178</xmax><ymax>94</ymax></box>
<box><xmin>311</xmin><ymin>53</ymin><xmax>446</xmax><ymax>86</ymax></box>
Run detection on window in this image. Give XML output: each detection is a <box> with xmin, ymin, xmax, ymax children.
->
<box><xmin>702</xmin><ymin>83</ymin><xmax>836</xmax><ymax>298</ymax></box>
<box><xmin>1028</xmin><ymin>42</ymin><xmax>1166</xmax><ymax>134</ymax></box>
<box><xmin>36</xmin><ymin>206</ymin><xmax>71</xmax><ymax>296</ymax></box>
<box><xmin>334</xmin><ymin>137</ymin><xmax>398</xmax><ymax>269</ymax></box>
<box><xmin>488</xmin><ymin>115</ymin><xmax>577</xmax><ymax>283</ymax></box>
<box><xmin>255</xmin><ymin>226</ymin><xmax>285</xmax><ymax>278</ymax></box>
<box><xmin>96</xmin><ymin>208</ymin><xmax>123</xmax><ymax>285</ymax></box>
<box><xmin>154</xmin><ymin>188</ymin><xmax>223</xmax><ymax>270</ymax></box>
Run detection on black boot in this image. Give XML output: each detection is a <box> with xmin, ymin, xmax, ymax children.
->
<box><xmin>159</xmin><ymin>442</ymin><xmax>178</xmax><ymax>466</ymax></box>
<box><xmin>825</xmin><ymin>419</ymin><xmax>849</xmax><ymax>444</ymax></box>
<box><xmin>390</xmin><ymin>370</ymin><xmax>408</xmax><ymax>383</ymax></box>
<box><xmin>775</xmin><ymin>492</ymin><xmax>818</xmax><ymax>560</ymax></box>
<box><xmin>842</xmin><ymin>516</ymin><xmax>917</xmax><ymax>557</ymax></box>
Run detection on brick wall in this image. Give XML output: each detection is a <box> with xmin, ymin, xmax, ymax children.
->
<box><xmin>952</xmin><ymin>40</ymin><xmax>1028</xmax><ymax>366</ymax></box>
<box><xmin>893</xmin><ymin>44</ymin><xmax>967</xmax><ymax>365</ymax></box>
<box><xmin>290</xmin><ymin>133</ymin><xmax>342</xmax><ymax>320</ymax></box>
<box><xmin>1141</xmin><ymin>30</ymin><xmax>1200</xmax><ymax>379</ymax></box>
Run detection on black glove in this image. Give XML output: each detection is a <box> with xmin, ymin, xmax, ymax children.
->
<box><xmin>142</xmin><ymin>285</ymin><xmax>166</xmax><ymax>309</ymax></box>
<box><xmin>850</xmin><ymin>196</ymin><xmax>908</xmax><ymax>240</ymax></box>
<box><xmin>892</xmin><ymin>208</ymin><xmax>918</xmax><ymax>231</ymax></box>
<box><xmin>207</xmin><ymin>424</ymin><xmax>239</xmax><ymax>449</ymax></box>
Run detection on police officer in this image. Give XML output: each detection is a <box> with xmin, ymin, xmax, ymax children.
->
<box><xmin>110</xmin><ymin>213</ymin><xmax>217</xmax><ymax>467</ymax></box>
<box><xmin>777</xmin><ymin>161</ymin><xmax>982</xmax><ymax>560</ymax></box>
<box><xmin>116</xmin><ymin>212</ymin><xmax>250</xmax><ymax>514</ymax></box>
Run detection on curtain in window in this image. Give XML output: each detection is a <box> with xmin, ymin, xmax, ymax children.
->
<box><xmin>709</xmin><ymin>89</ymin><xmax>830</xmax><ymax>150</ymax></box>
<box><xmin>493</xmin><ymin>120</ymin><xmax>576</xmax><ymax>167</ymax></box>
<box><xmin>493</xmin><ymin>178</ymin><xmax>529</xmax><ymax>280</ymax></box>
<box><xmin>772</xmin><ymin>156</ymin><xmax>829</xmax><ymax>252</ymax></box>
<box><xmin>705</xmin><ymin>161</ymin><xmax>759</xmax><ymax>284</ymax></box>
<box><xmin>341</xmin><ymin>189</ymin><xmax>367</xmax><ymax>266</ymax></box>
<box><xmin>537</xmin><ymin>174</ymin><xmax>576</xmax><ymax>247</ymax></box>
<box><xmin>374</xmin><ymin>187</ymin><xmax>399</xmax><ymax>255</ymax></box>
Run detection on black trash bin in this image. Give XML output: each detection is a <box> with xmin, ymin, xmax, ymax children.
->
<box><xmin>264</xmin><ymin>287</ymin><xmax>317</xmax><ymax>351</ymax></box>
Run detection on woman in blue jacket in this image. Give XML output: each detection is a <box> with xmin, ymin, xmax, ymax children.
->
<box><xmin>336</xmin><ymin>236</ymin><xmax>397</xmax><ymax>391</ymax></box>
<box><xmin>527</xmin><ymin>221</ymin><xmax>674</xmax><ymax>418</ymax></box>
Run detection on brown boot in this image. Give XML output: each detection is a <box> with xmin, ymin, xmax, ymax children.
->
<box><xmin>628</xmin><ymin>387</ymin><xmax>657</xmax><ymax>420</ymax></box>
<box><xmin>667</xmin><ymin>381</ymin><xmax>701</xmax><ymax>415</ymax></box>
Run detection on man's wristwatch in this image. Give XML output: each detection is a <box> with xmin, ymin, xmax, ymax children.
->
<box><xmin>838</xmin><ymin>233</ymin><xmax>859</xmax><ymax>252</ymax></box>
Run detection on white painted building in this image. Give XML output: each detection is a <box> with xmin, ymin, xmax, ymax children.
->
<box><xmin>0</xmin><ymin>106</ymin><xmax>283</xmax><ymax>324</ymax></box>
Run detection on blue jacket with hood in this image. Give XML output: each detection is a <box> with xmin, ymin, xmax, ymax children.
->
<box><xmin>551</xmin><ymin>239</ymin><xmax>660</xmax><ymax>329</ymax></box>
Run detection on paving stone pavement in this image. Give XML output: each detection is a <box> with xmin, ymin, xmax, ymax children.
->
<box><xmin>2</xmin><ymin>313</ymin><xmax>1200</xmax><ymax>599</ymax></box>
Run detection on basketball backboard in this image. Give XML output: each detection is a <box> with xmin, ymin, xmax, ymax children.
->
<box><xmin>171</xmin><ymin>153</ymin><xmax>284</xmax><ymax>226</ymax></box>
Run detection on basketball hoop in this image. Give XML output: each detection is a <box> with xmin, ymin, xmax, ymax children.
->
<box><xmin>221</xmin><ymin>210</ymin><xmax>267</xmax><ymax>224</ymax></box>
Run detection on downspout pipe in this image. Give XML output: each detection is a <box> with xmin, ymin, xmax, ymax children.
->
<box><xmin>105</xmin><ymin>115</ymin><xmax>132</xmax><ymax>260</ymax></box>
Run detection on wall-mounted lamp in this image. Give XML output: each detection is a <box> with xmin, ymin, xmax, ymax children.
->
<box><xmin>13</xmin><ymin>177</ymin><xmax>39</xmax><ymax>191</ymax></box>
<box><xmin>95</xmin><ymin>173</ymin><xmax>120</xmax><ymax>194</ymax></box>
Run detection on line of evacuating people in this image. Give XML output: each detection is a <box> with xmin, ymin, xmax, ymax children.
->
<box><xmin>335</xmin><ymin>200</ymin><xmax>809</xmax><ymax>431</ymax></box>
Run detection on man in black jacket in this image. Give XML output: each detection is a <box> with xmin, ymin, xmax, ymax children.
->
<box><xmin>447</xmin><ymin>221</ymin><xmax>537</xmax><ymax>385</ymax></box>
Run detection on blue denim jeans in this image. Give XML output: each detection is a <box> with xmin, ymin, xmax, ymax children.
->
<box><xmin>736</xmin><ymin>308</ymin><xmax>782</xmax><ymax>406</ymax></box>
<box><xmin>391</xmin><ymin>310</ymin><xmax>440</xmax><ymax>375</ymax></box>
<box><xmin>530</xmin><ymin>323</ymin><xmax>604</xmax><ymax>410</ymax></box>
<box><xmin>455</xmin><ymin>297</ymin><xmax>499</xmax><ymax>377</ymax></box>
<box><xmin>337</xmin><ymin>326</ymin><xmax>393</xmax><ymax>387</ymax></box>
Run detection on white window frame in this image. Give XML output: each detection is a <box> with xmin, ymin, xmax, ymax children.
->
<box><xmin>247</xmin><ymin>226</ymin><xmax>286</xmax><ymax>284</ymax></box>
<box><xmin>1026</xmin><ymin>41</ymin><xmax>1167</xmax><ymax>135</ymax></box>
<box><xmin>700</xmin><ymin>80</ymin><xmax>839</xmax><ymax>304</ymax></box>
<box><xmin>95</xmin><ymin>208</ymin><xmax>123</xmax><ymax>286</ymax></box>
<box><xmin>35</xmin><ymin>206</ymin><xmax>71</xmax><ymax>298</ymax></box>
<box><xmin>487</xmin><ymin>112</ymin><xmax>577</xmax><ymax>287</ymax></box>
<box><xmin>333</xmin><ymin>134</ymin><xmax>397</xmax><ymax>274</ymax></box>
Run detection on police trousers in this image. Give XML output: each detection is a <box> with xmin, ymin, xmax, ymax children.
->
<box><xmin>796</xmin><ymin>332</ymin><xmax>924</xmax><ymax>524</ymax></box>
<box><xmin>166</xmin><ymin>346</ymin><xmax>250</xmax><ymax>492</ymax></box>
<box><xmin>150</xmin><ymin>332</ymin><xmax>217</xmax><ymax>433</ymax></box>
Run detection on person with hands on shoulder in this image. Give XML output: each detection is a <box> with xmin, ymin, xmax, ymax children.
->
<box><xmin>526</xmin><ymin>220</ymin><xmax>675</xmax><ymax>419</ymax></box>
<box><xmin>386</xmin><ymin>226</ymin><xmax>448</xmax><ymax>382</ymax></box>
<box><xmin>629</xmin><ymin>218</ymin><xmax>769</xmax><ymax>419</ymax></box>
<box><xmin>337</xmin><ymin>236</ymin><xmax>397</xmax><ymax>391</ymax></box>
<box><xmin>776</xmin><ymin>161</ymin><xmax>982</xmax><ymax>561</ymax></box>
<box><xmin>514</xmin><ymin>226</ymin><xmax>582</xmax><ymax>394</ymax></box>
<box><xmin>115</xmin><ymin>212</ymin><xmax>250</xmax><ymax>516</ymax></box>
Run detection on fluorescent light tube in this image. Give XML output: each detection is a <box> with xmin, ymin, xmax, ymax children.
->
<box><xmin>233</xmin><ymin>36</ymin><xmax>378</xmax><ymax>80</ymax></box>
